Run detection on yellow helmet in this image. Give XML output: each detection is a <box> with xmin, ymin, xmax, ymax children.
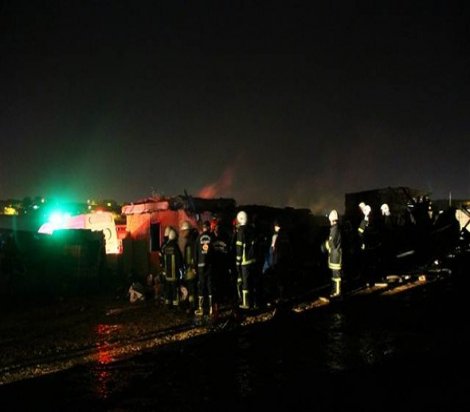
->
<box><xmin>180</xmin><ymin>221</ymin><xmax>191</xmax><ymax>231</ymax></box>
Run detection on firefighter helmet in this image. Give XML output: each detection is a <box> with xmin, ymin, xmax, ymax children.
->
<box><xmin>168</xmin><ymin>228</ymin><xmax>177</xmax><ymax>240</ymax></box>
<box><xmin>363</xmin><ymin>205</ymin><xmax>371</xmax><ymax>217</ymax></box>
<box><xmin>328</xmin><ymin>209</ymin><xmax>339</xmax><ymax>223</ymax></box>
<box><xmin>180</xmin><ymin>221</ymin><xmax>191</xmax><ymax>231</ymax></box>
<box><xmin>380</xmin><ymin>203</ymin><xmax>390</xmax><ymax>216</ymax></box>
<box><xmin>236</xmin><ymin>211</ymin><xmax>248</xmax><ymax>226</ymax></box>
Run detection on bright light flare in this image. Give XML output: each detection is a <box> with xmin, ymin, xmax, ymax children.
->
<box><xmin>48</xmin><ymin>211</ymin><xmax>71</xmax><ymax>227</ymax></box>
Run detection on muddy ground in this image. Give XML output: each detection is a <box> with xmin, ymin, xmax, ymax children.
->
<box><xmin>0</xmin><ymin>291</ymin><xmax>196</xmax><ymax>381</ymax></box>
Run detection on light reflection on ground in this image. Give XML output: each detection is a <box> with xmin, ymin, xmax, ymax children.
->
<box><xmin>0</xmin><ymin>270</ymin><xmax>455</xmax><ymax>388</ymax></box>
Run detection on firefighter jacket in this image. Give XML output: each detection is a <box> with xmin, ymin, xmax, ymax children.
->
<box><xmin>358</xmin><ymin>217</ymin><xmax>381</xmax><ymax>252</ymax></box>
<box><xmin>195</xmin><ymin>230</ymin><xmax>214</xmax><ymax>269</ymax></box>
<box><xmin>179</xmin><ymin>232</ymin><xmax>197</xmax><ymax>280</ymax></box>
<box><xmin>183</xmin><ymin>240</ymin><xmax>195</xmax><ymax>268</ymax></box>
<box><xmin>325</xmin><ymin>223</ymin><xmax>342</xmax><ymax>271</ymax></box>
<box><xmin>235</xmin><ymin>224</ymin><xmax>257</xmax><ymax>267</ymax></box>
<box><xmin>162</xmin><ymin>239</ymin><xmax>184</xmax><ymax>281</ymax></box>
<box><xmin>358</xmin><ymin>218</ymin><xmax>369</xmax><ymax>250</ymax></box>
<box><xmin>212</xmin><ymin>230</ymin><xmax>230</xmax><ymax>274</ymax></box>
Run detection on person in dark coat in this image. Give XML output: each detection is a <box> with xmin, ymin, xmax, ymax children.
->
<box><xmin>263</xmin><ymin>219</ymin><xmax>293</xmax><ymax>303</ymax></box>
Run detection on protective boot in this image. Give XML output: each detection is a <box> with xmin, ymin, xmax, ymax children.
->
<box><xmin>330</xmin><ymin>278</ymin><xmax>341</xmax><ymax>298</ymax></box>
<box><xmin>194</xmin><ymin>296</ymin><xmax>204</xmax><ymax>316</ymax></box>
<box><xmin>172</xmin><ymin>298</ymin><xmax>179</xmax><ymax>307</ymax></box>
<box><xmin>336</xmin><ymin>278</ymin><xmax>341</xmax><ymax>296</ymax></box>
<box><xmin>208</xmin><ymin>295</ymin><xmax>213</xmax><ymax>316</ymax></box>
<box><xmin>239</xmin><ymin>290</ymin><xmax>250</xmax><ymax>309</ymax></box>
<box><xmin>212</xmin><ymin>302</ymin><xmax>219</xmax><ymax>321</ymax></box>
<box><xmin>237</xmin><ymin>276</ymin><xmax>243</xmax><ymax>303</ymax></box>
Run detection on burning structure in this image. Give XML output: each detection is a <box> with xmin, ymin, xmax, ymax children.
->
<box><xmin>120</xmin><ymin>194</ymin><xmax>236</xmax><ymax>279</ymax></box>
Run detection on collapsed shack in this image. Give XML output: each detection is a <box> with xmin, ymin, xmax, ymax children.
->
<box><xmin>342</xmin><ymin>186</ymin><xmax>462</xmax><ymax>277</ymax></box>
<box><xmin>120</xmin><ymin>195</ymin><xmax>237</xmax><ymax>282</ymax></box>
<box><xmin>344</xmin><ymin>186</ymin><xmax>427</xmax><ymax>227</ymax></box>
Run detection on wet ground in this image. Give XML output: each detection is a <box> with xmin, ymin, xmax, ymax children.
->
<box><xmin>1</xmin><ymin>258</ymin><xmax>469</xmax><ymax>411</ymax></box>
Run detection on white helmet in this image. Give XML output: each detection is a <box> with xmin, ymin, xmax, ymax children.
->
<box><xmin>380</xmin><ymin>203</ymin><xmax>390</xmax><ymax>216</ymax></box>
<box><xmin>168</xmin><ymin>228</ymin><xmax>177</xmax><ymax>240</ymax></box>
<box><xmin>236</xmin><ymin>211</ymin><xmax>248</xmax><ymax>226</ymax></box>
<box><xmin>359</xmin><ymin>202</ymin><xmax>366</xmax><ymax>212</ymax></box>
<box><xmin>328</xmin><ymin>209</ymin><xmax>338</xmax><ymax>223</ymax></box>
<box><xmin>363</xmin><ymin>205</ymin><xmax>371</xmax><ymax>217</ymax></box>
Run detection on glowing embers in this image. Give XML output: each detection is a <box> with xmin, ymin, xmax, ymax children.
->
<box><xmin>381</xmin><ymin>278</ymin><xmax>427</xmax><ymax>296</ymax></box>
<box><xmin>292</xmin><ymin>297</ymin><xmax>330</xmax><ymax>313</ymax></box>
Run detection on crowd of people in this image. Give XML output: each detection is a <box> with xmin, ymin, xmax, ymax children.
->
<box><xmin>323</xmin><ymin>197</ymin><xmax>463</xmax><ymax>300</ymax></box>
<box><xmin>128</xmin><ymin>196</ymin><xmax>464</xmax><ymax>318</ymax></box>
<box><xmin>138</xmin><ymin>210</ymin><xmax>295</xmax><ymax>319</ymax></box>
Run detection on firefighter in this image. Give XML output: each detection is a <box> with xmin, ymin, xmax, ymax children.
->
<box><xmin>228</xmin><ymin>218</ymin><xmax>242</xmax><ymax>318</ymax></box>
<box><xmin>358</xmin><ymin>205</ymin><xmax>380</xmax><ymax>286</ymax></box>
<box><xmin>195</xmin><ymin>221</ymin><xmax>214</xmax><ymax>317</ymax></box>
<box><xmin>325</xmin><ymin>210</ymin><xmax>342</xmax><ymax>298</ymax></box>
<box><xmin>379</xmin><ymin>203</ymin><xmax>395</xmax><ymax>275</ymax></box>
<box><xmin>235</xmin><ymin>210</ymin><xmax>258</xmax><ymax>310</ymax></box>
<box><xmin>154</xmin><ymin>226</ymin><xmax>173</xmax><ymax>305</ymax></box>
<box><xmin>162</xmin><ymin>227</ymin><xmax>184</xmax><ymax>308</ymax></box>
<box><xmin>357</xmin><ymin>204</ymin><xmax>371</xmax><ymax>249</ymax></box>
<box><xmin>179</xmin><ymin>221</ymin><xmax>197</xmax><ymax>311</ymax></box>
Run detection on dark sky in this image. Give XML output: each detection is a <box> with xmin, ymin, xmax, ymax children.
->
<box><xmin>1</xmin><ymin>1</ymin><xmax>469</xmax><ymax>213</ymax></box>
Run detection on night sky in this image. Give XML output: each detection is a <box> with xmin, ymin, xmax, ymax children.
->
<box><xmin>1</xmin><ymin>1</ymin><xmax>469</xmax><ymax>213</ymax></box>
